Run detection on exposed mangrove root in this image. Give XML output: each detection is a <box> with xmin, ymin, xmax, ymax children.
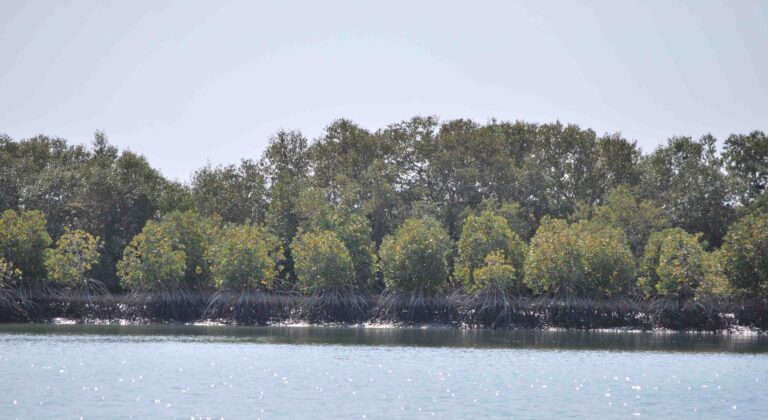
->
<box><xmin>646</xmin><ymin>296</ymin><xmax>728</xmax><ymax>331</ymax></box>
<box><xmin>203</xmin><ymin>289</ymin><xmax>295</xmax><ymax>325</ymax></box>
<box><xmin>529</xmin><ymin>295</ymin><xmax>645</xmax><ymax>330</ymax></box>
<box><xmin>296</xmin><ymin>289</ymin><xmax>372</xmax><ymax>323</ymax></box>
<box><xmin>461</xmin><ymin>289</ymin><xmax>537</xmax><ymax>328</ymax></box>
<box><xmin>730</xmin><ymin>296</ymin><xmax>768</xmax><ymax>330</ymax></box>
<box><xmin>45</xmin><ymin>279</ymin><xmax>117</xmax><ymax>321</ymax></box>
<box><xmin>0</xmin><ymin>289</ymin><xmax>765</xmax><ymax>331</ymax></box>
<box><xmin>373</xmin><ymin>290</ymin><xmax>459</xmax><ymax>324</ymax></box>
<box><xmin>0</xmin><ymin>278</ymin><xmax>26</xmax><ymax>321</ymax></box>
<box><xmin>124</xmin><ymin>289</ymin><xmax>208</xmax><ymax>322</ymax></box>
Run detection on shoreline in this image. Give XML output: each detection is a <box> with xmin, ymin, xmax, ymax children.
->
<box><xmin>3</xmin><ymin>291</ymin><xmax>767</xmax><ymax>332</ymax></box>
<box><xmin>33</xmin><ymin>317</ymin><xmax>765</xmax><ymax>335</ymax></box>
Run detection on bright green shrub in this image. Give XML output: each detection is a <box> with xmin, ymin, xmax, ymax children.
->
<box><xmin>292</xmin><ymin>230</ymin><xmax>355</xmax><ymax>293</ymax></box>
<box><xmin>699</xmin><ymin>250</ymin><xmax>732</xmax><ymax>298</ymax></box>
<box><xmin>0</xmin><ymin>209</ymin><xmax>52</xmax><ymax>281</ymax></box>
<box><xmin>721</xmin><ymin>212</ymin><xmax>768</xmax><ymax>297</ymax></box>
<box><xmin>379</xmin><ymin>217</ymin><xmax>451</xmax><ymax>292</ymax></box>
<box><xmin>303</xmin><ymin>203</ymin><xmax>376</xmax><ymax>289</ymax></box>
<box><xmin>638</xmin><ymin>228</ymin><xmax>706</xmax><ymax>297</ymax></box>
<box><xmin>117</xmin><ymin>211</ymin><xmax>221</xmax><ymax>291</ymax></box>
<box><xmin>591</xmin><ymin>186</ymin><xmax>668</xmax><ymax>260</ymax></box>
<box><xmin>44</xmin><ymin>229</ymin><xmax>102</xmax><ymax>287</ymax></box>
<box><xmin>524</xmin><ymin>218</ymin><xmax>634</xmax><ymax>297</ymax></box>
<box><xmin>473</xmin><ymin>251</ymin><xmax>517</xmax><ymax>291</ymax></box>
<box><xmin>455</xmin><ymin>210</ymin><xmax>525</xmax><ymax>292</ymax></box>
<box><xmin>157</xmin><ymin>211</ymin><xmax>221</xmax><ymax>288</ymax></box>
<box><xmin>117</xmin><ymin>221</ymin><xmax>186</xmax><ymax>291</ymax></box>
<box><xmin>476</xmin><ymin>199</ymin><xmax>537</xmax><ymax>241</ymax></box>
<box><xmin>208</xmin><ymin>224</ymin><xmax>277</xmax><ymax>290</ymax></box>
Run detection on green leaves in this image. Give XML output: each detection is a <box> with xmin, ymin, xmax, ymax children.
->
<box><xmin>117</xmin><ymin>220</ymin><xmax>186</xmax><ymax>291</ymax></box>
<box><xmin>638</xmin><ymin>228</ymin><xmax>707</xmax><ymax>297</ymax></box>
<box><xmin>524</xmin><ymin>218</ymin><xmax>634</xmax><ymax>297</ymax></box>
<box><xmin>208</xmin><ymin>224</ymin><xmax>278</xmax><ymax>290</ymax></box>
<box><xmin>591</xmin><ymin>186</ymin><xmax>669</xmax><ymax>260</ymax></box>
<box><xmin>640</xmin><ymin>135</ymin><xmax>734</xmax><ymax>248</ymax></box>
<box><xmin>455</xmin><ymin>210</ymin><xmax>526</xmax><ymax>293</ymax></box>
<box><xmin>473</xmin><ymin>251</ymin><xmax>517</xmax><ymax>292</ymax></box>
<box><xmin>298</xmin><ymin>198</ymin><xmax>377</xmax><ymax>289</ymax></box>
<box><xmin>191</xmin><ymin>160</ymin><xmax>267</xmax><ymax>224</ymax></box>
<box><xmin>44</xmin><ymin>229</ymin><xmax>102</xmax><ymax>287</ymax></box>
<box><xmin>292</xmin><ymin>230</ymin><xmax>355</xmax><ymax>293</ymax></box>
<box><xmin>1</xmin><ymin>120</ymin><xmax>765</xmax><ymax>302</ymax></box>
<box><xmin>117</xmin><ymin>211</ymin><xmax>220</xmax><ymax>291</ymax></box>
<box><xmin>0</xmin><ymin>209</ymin><xmax>52</xmax><ymax>282</ymax></box>
<box><xmin>157</xmin><ymin>211</ymin><xmax>221</xmax><ymax>289</ymax></box>
<box><xmin>0</xmin><ymin>257</ymin><xmax>21</xmax><ymax>284</ymax></box>
<box><xmin>379</xmin><ymin>217</ymin><xmax>451</xmax><ymax>292</ymax></box>
<box><xmin>723</xmin><ymin>131</ymin><xmax>768</xmax><ymax>202</ymax></box>
<box><xmin>721</xmin><ymin>212</ymin><xmax>768</xmax><ymax>297</ymax></box>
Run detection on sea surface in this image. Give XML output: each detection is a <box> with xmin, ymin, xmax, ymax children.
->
<box><xmin>0</xmin><ymin>324</ymin><xmax>766</xmax><ymax>419</ymax></box>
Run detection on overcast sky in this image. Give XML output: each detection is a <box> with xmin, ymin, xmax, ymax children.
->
<box><xmin>1</xmin><ymin>0</ymin><xmax>766</xmax><ymax>181</ymax></box>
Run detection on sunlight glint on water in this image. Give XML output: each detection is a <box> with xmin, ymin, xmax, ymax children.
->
<box><xmin>0</xmin><ymin>325</ymin><xmax>766</xmax><ymax>418</ymax></box>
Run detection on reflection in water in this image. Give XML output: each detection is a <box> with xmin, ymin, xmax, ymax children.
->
<box><xmin>0</xmin><ymin>323</ymin><xmax>766</xmax><ymax>353</ymax></box>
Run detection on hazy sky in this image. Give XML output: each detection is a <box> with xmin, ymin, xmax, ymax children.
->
<box><xmin>1</xmin><ymin>1</ymin><xmax>766</xmax><ymax>181</ymax></box>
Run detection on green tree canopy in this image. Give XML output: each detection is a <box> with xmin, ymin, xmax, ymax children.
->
<box><xmin>590</xmin><ymin>186</ymin><xmax>668</xmax><ymax>260</ymax></box>
<box><xmin>156</xmin><ymin>211</ymin><xmax>221</xmax><ymax>289</ymax></box>
<box><xmin>640</xmin><ymin>135</ymin><xmax>734</xmax><ymax>248</ymax></box>
<box><xmin>297</xmin><ymin>193</ymin><xmax>377</xmax><ymax>289</ymax></box>
<box><xmin>379</xmin><ymin>217</ymin><xmax>451</xmax><ymax>292</ymax></box>
<box><xmin>699</xmin><ymin>250</ymin><xmax>731</xmax><ymax>298</ymax></box>
<box><xmin>473</xmin><ymin>251</ymin><xmax>518</xmax><ymax>292</ymax></box>
<box><xmin>0</xmin><ymin>209</ymin><xmax>52</xmax><ymax>281</ymax></box>
<box><xmin>455</xmin><ymin>210</ymin><xmax>526</xmax><ymax>292</ymax></box>
<box><xmin>723</xmin><ymin>130</ymin><xmax>768</xmax><ymax>202</ymax></box>
<box><xmin>292</xmin><ymin>230</ymin><xmax>355</xmax><ymax>293</ymax></box>
<box><xmin>261</xmin><ymin>130</ymin><xmax>310</xmax><ymax>283</ymax></box>
<box><xmin>474</xmin><ymin>199</ymin><xmax>537</xmax><ymax>242</ymax></box>
<box><xmin>191</xmin><ymin>159</ymin><xmax>267</xmax><ymax>224</ymax></box>
<box><xmin>208</xmin><ymin>224</ymin><xmax>278</xmax><ymax>290</ymax></box>
<box><xmin>721</xmin><ymin>212</ymin><xmax>768</xmax><ymax>297</ymax></box>
<box><xmin>524</xmin><ymin>218</ymin><xmax>634</xmax><ymax>297</ymax></box>
<box><xmin>4</xmin><ymin>120</ymin><xmax>768</xmax><ymax>301</ymax></box>
<box><xmin>44</xmin><ymin>229</ymin><xmax>102</xmax><ymax>287</ymax></box>
<box><xmin>117</xmin><ymin>220</ymin><xmax>186</xmax><ymax>291</ymax></box>
<box><xmin>638</xmin><ymin>228</ymin><xmax>707</xmax><ymax>297</ymax></box>
<box><xmin>0</xmin><ymin>133</ymin><xmax>174</xmax><ymax>287</ymax></box>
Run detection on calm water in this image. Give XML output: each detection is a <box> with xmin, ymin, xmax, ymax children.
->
<box><xmin>0</xmin><ymin>325</ymin><xmax>766</xmax><ymax>419</ymax></box>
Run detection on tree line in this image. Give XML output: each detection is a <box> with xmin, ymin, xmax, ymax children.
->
<box><xmin>1</xmin><ymin>118</ymin><xmax>767</xmax><ymax>300</ymax></box>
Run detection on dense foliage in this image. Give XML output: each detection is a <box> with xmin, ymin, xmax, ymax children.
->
<box><xmin>721</xmin><ymin>212</ymin><xmax>768</xmax><ymax>297</ymax></box>
<box><xmin>455</xmin><ymin>210</ymin><xmax>526</xmax><ymax>292</ymax></box>
<box><xmin>44</xmin><ymin>229</ymin><xmax>102</xmax><ymax>287</ymax></box>
<box><xmin>0</xmin><ymin>133</ymin><xmax>171</xmax><ymax>287</ymax></box>
<box><xmin>297</xmin><ymin>197</ymin><xmax>377</xmax><ymax>289</ymax></box>
<box><xmin>292</xmin><ymin>230</ymin><xmax>355</xmax><ymax>293</ymax></box>
<box><xmin>208</xmin><ymin>224</ymin><xmax>277</xmax><ymax>290</ymax></box>
<box><xmin>0</xmin><ymin>210</ymin><xmax>52</xmax><ymax>282</ymax></box>
<box><xmin>2</xmin><ymin>121</ymin><xmax>767</xmax><ymax>302</ymax></box>
<box><xmin>116</xmin><ymin>220</ymin><xmax>187</xmax><ymax>291</ymax></box>
<box><xmin>587</xmin><ymin>186</ymin><xmax>668</xmax><ymax>260</ymax></box>
<box><xmin>379</xmin><ymin>217</ymin><xmax>451</xmax><ymax>292</ymax></box>
<box><xmin>638</xmin><ymin>228</ymin><xmax>707</xmax><ymax>297</ymax></box>
<box><xmin>0</xmin><ymin>257</ymin><xmax>20</xmax><ymax>283</ymax></box>
<box><xmin>524</xmin><ymin>218</ymin><xmax>635</xmax><ymax>297</ymax></box>
<box><xmin>154</xmin><ymin>211</ymin><xmax>221</xmax><ymax>289</ymax></box>
<box><xmin>472</xmin><ymin>251</ymin><xmax>518</xmax><ymax>292</ymax></box>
